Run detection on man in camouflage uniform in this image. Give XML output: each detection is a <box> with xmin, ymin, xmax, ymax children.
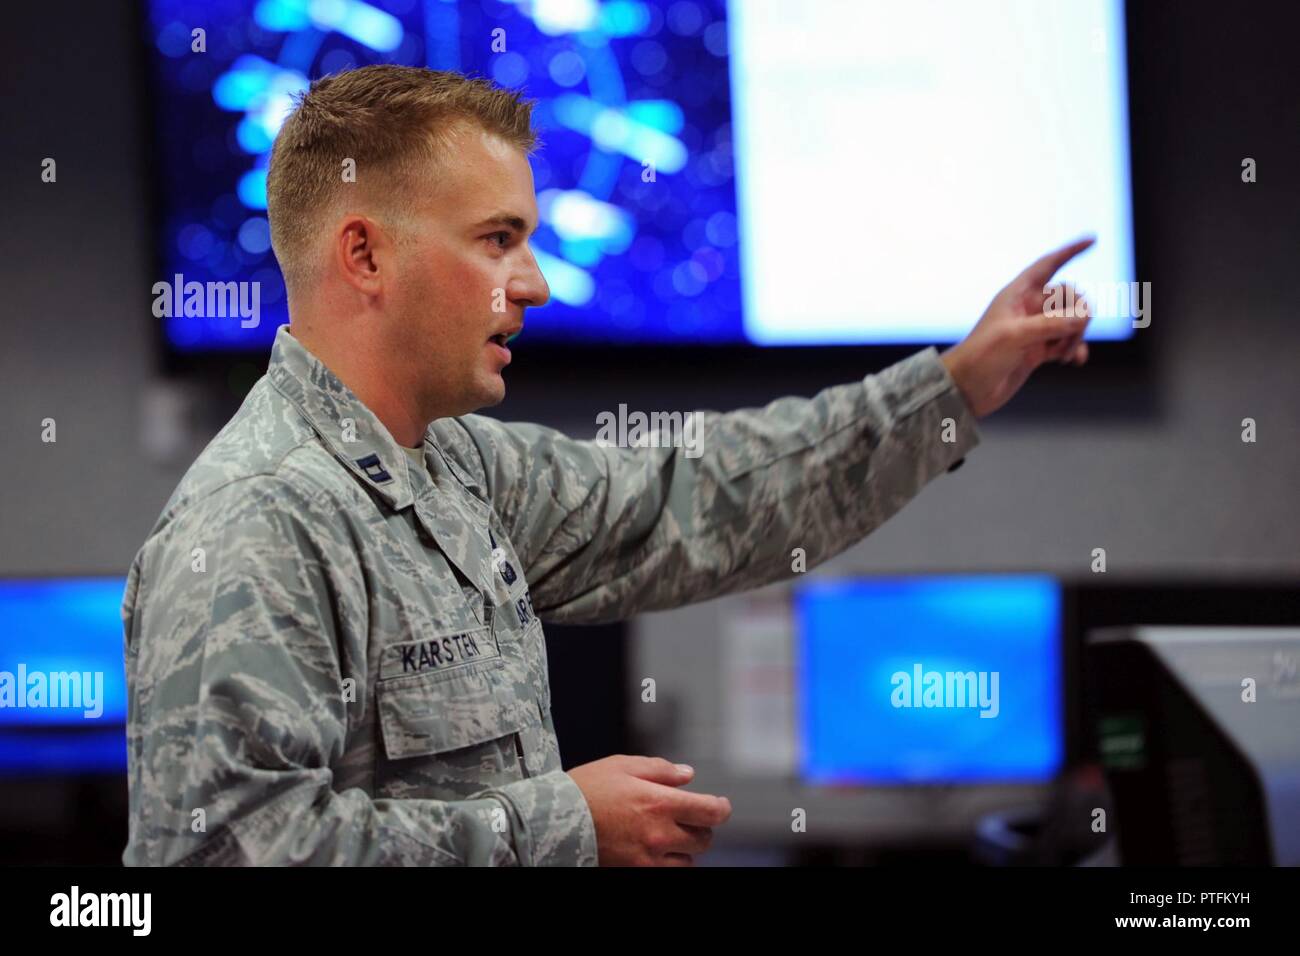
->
<box><xmin>122</xmin><ymin>66</ymin><xmax>1093</xmax><ymax>866</ymax></box>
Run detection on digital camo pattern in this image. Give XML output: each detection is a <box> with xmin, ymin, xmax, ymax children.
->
<box><xmin>121</xmin><ymin>325</ymin><xmax>980</xmax><ymax>866</ymax></box>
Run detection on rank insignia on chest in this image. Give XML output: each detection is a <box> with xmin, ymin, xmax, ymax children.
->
<box><xmin>354</xmin><ymin>453</ymin><xmax>393</xmax><ymax>485</ymax></box>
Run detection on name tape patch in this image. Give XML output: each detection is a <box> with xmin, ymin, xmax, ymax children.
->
<box><xmin>381</xmin><ymin>626</ymin><xmax>498</xmax><ymax>680</ymax></box>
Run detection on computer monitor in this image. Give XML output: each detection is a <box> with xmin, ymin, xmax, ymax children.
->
<box><xmin>795</xmin><ymin>575</ymin><xmax>1064</xmax><ymax>785</ymax></box>
<box><xmin>0</xmin><ymin>578</ymin><xmax>128</xmax><ymax>774</ymax></box>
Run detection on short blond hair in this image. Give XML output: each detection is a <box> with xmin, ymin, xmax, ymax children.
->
<box><xmin>266</xmin><ymin>65</ymin><xmax>539</xmax><ymax>292</ymax></box>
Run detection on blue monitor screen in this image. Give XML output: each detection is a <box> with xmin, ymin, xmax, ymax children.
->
<box><xmin>145</xmin><ymin>0</ymin><xmax>1135</xmax><ymax>352</ymax></box>
<box><xmin>0</xmin><ymin>578</ymin><xmax>128</xmax><ymax>773</ymax></box>
<box><xmin>795</xmin><ymin>576</ymin><xmax>1063</xmax><ymax>785</ymax></box>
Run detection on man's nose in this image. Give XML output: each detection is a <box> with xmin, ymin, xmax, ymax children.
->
<box><xmin>513</xmin><ymin>248</ymin><xmax>550</xmax><ymax>309</ymax></box>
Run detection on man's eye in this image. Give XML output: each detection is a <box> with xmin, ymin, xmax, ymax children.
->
<box><xmin>486</xmin><ymin>232</ymin><xmax>510</xmax><ymax>249</ymax></box>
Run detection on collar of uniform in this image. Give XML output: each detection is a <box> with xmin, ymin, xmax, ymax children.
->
<box><xmin>267</xmin><ymin>324</ymin><xmax>415</xmax><ymax>511</ymax></box>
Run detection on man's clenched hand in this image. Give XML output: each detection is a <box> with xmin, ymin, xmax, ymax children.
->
<box><xmin>941</xmin><ymin>237</ymin><xmax>1096</xmax><ymax>418</ymax></box>
<box><xmin>567</xmin><ymin>755</ymin><xmax>732</xmax><ymax>866</ymax></box>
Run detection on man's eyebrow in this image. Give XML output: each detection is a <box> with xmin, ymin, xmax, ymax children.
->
<box><xmin>473</xmin><ymin>213</ymin><xmax>538</xmax><ymax>236</ymax></box>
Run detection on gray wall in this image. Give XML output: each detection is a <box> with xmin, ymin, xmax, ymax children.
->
<box><xmin>3</xmin><ymin>2</ymin><xmax>179</xmax><ymax>575</ymax></box>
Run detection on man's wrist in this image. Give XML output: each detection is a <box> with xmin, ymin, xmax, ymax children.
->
<box><xmin>939</xmin><ymin>345</ymin><xmax>977</xmax><ymax>418</ymax></box>
<box><xmin>936</xmin><ymin>345</ymin><xmax>979</xmax><ymax>473</ymax></box>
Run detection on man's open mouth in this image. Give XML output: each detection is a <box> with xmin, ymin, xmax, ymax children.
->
<box><xmin>489</xmin><ymin>324</ymin><xmax>521</xmax><ymax>347</ymax></box>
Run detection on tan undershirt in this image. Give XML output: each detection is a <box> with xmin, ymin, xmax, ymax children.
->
<box><xmin>400</xmin><ymin>444</ymin><xmax>428</xmax><ymax>478</ymax></box>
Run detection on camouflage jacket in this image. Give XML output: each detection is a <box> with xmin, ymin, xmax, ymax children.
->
<box><xmin>121</xmin><ymin>326</ymin><xmax>979</xmax><ymax>866</ymax></box>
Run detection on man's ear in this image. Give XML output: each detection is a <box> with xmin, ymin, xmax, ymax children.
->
<box><xmin>334</xmin><ymin>214</ymin><xmax>390</xmax><ymax>298</ymax></box>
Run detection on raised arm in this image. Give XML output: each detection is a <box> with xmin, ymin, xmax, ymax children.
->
<box><xmin>450</xmin><ymin>346</ymin><xmax>978</xmax><ymax>624</ymax></box>
<box><xmin>446</xmin><ymin>238</ymin><xmax>1097</xmax><ymax>624</ymax></box>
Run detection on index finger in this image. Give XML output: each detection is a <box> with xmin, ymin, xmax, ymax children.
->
<box><xmin>1016</xmin><ymin>236</ymin><xmax>1096</xmax><ymax>287</ymax></box>
<box><xmin>661</xmin><ymin>786</ymin><xmax>732</xmax><ymax>827</ymax></box>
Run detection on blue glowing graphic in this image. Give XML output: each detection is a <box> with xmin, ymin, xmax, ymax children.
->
<box><xmin>146</xmin><ymin>0</ymin><xmax>739</xmax><ymax>351</ymax></box>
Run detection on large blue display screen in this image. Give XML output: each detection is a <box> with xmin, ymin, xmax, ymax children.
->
<box><xmin>145</xmin><ymin>0</ymin><xmax>1134</xmax><ymax>350</ymax></box>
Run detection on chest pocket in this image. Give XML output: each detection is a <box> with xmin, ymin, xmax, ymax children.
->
<box><xmin>376</xmin><ymin>611</ymin><xmax>552</xmax><ymax>792</ymax></box>
<box><xmin>379</xmin><ymin>657</ymin><xmax>531</xmax><ymax>759</ymax></box>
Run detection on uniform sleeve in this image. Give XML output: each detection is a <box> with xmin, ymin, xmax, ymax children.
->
<box><xmin>121</xmin><ymin>476</ymin><xmax>596</xmax><ymax>867</ymax></box>
<box><xmin>452</xmin><ymin>346</ymin><xmax>980</xmax><ymax>624</ymax></box>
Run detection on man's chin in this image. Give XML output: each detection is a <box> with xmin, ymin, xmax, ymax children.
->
<box><xmin>471</xmin><ymin>375</ymin><xmax>507</xmax><ymax>411</ymax></box>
